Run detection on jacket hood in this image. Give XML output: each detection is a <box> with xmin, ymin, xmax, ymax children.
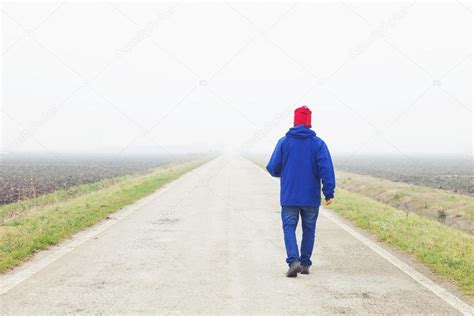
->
<box><xmin>286</xmin><ymin>125</ymin><xmax>316</xmax><ymax>139</ymax></box>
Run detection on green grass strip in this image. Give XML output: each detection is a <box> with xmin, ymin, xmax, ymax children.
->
<box><xmin>248</xmin><ymin>158</ymin><xmax>473</xmax><ymax>296</ymax></box>
<box><xmin>328</xmin><ymin>188</ymin><xmax>474</xmax><ymax>296</ymax></box>
<box><xmin>336</xmin><ymin>171</ymin><xmax>474</xmax><ymax>231</ymax></box>
<box><xmin>0</xmin><ymin>159</ymin><xmax>208</xmax><ymax>273</ymax></box>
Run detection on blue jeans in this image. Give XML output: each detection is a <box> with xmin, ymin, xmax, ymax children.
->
<box><xmin>281</xmin><ymin>206</ymin><xmax>320</xmax><ymax>266</ymax></box>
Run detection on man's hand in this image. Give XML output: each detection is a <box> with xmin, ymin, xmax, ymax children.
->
<box><xmin>325</xmin><ymin>198</ymin><xmax>333</xmax><ymax>206</ymax></box>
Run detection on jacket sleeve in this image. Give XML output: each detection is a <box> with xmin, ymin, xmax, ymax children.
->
<box><xmin>266</xmin><ymin>138</ymin><xmax>284</xmax><ymax>177</ymax></box>
<box><xmin>316</xmin><ymin>141</ymin><xmax>336</xmax><ymax>199</ymax></box>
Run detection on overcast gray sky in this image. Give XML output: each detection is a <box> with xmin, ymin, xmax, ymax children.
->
<box><xmin>1</xmin><ymin>1</ymin><xmax>472</xmax><ymax>158</ymax></box>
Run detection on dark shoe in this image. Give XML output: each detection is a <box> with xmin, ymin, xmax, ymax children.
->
<box><xmin>286</xmin><ymin>261</ymin><xmax>301</xmax><ymax>278</ymax></box>
<box><xmin>300</xmin><ymin>265</ymin><xmax>310</xmax><ymax>274</ymax></box>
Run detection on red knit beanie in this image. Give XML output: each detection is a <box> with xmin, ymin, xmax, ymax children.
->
<box><xmin>294</xmin><ymin>106</ymin><xmax>312</xmax><ymax>127</ymax></box>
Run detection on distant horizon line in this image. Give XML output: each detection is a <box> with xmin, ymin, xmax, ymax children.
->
<box><xmin>1</xmin><ymin>150</ymin><xmax>471</xmax><ymax>158</ymax></box>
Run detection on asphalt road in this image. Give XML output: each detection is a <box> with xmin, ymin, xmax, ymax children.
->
<box><xmin>1</xmin><ymin>156</ymin><xmax>470</xmax><ymax>314</ymax></box>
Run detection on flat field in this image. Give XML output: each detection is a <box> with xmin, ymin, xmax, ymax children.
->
<box><xmin>0</xmin><ymin>154</ymin><xmax>201</xmax><ymax>205</ymax></box>
<box><xmin>334</xmin><ymin>154</ymin><xmax>473</xmax><ymax>196</ymax></box>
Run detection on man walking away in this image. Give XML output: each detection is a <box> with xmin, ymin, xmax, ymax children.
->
<box><xmin>266</xmin><ymin>106</ymin><xmax>336</xmax><ymax>278</ymax></box>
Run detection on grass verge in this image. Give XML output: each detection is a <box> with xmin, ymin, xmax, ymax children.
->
<box><xmin>248</xmin><ymin>157</ymin><xmax>473</xmax><ymax>296</ymax></box>
<box><xmin>328</xmin><ymin>189</ymin><xmax>473</xmax><ymax>296</ymax></box>
<box><xmin>0</xmin><ymin>159</ymin><xmax>208</xmax><ymax>273</ymax></box>
<box><xmin>337</xmin><ymin>171</ymin><xmax>474</xmax><ymax>234</ymax></box>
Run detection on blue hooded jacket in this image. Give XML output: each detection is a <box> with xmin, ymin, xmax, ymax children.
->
<box><xmin>266</xmin><ymin>125</ymin><xmax>336</xmax><ymax>207</ymax></box>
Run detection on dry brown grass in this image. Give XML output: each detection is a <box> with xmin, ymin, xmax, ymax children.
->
<box><xmin>337</xmin><ymin>171</ymin><xmax>474</xmax><ymax>234</ymax></box>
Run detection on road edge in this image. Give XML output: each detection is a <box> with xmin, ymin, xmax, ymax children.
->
<box><xmin>246</xmin><ymin>157</ymin><xmax>473</xmax><ymax>315</ymax></box>
<box><xmin>0</xmin><ymin>157</ymin><xmax>219</xmax><ymax>295</ymax></box>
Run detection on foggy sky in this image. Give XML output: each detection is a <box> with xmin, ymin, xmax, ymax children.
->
<box><xmin>1</xmin><ymin>1</ymin><xmax>472</xmax><ymax>158</ymax></box>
